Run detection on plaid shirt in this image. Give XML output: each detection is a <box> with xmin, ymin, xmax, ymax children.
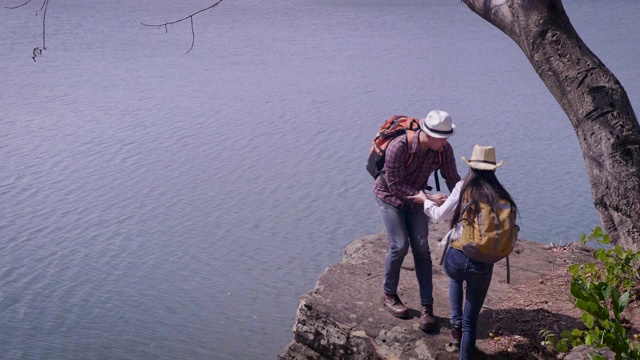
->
<box><xmin>374</xmin><ymin>129</ymin><xmax>461</xmax><ymax>211</ymax></box>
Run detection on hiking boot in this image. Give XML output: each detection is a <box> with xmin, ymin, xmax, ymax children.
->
<box><xmin>381</xmin><ymin>293</ymin><xmax>409</xmax><ymax>318</ymax></box>
<box><xmin>419</xmin><ymin>304</ymin><xmax>437</xmax><ymax>332</ymax></box>
<box><xmin>451</xmin><ymin>326</ymin><xmax>462</xmax><ymax>344</ymax></box>
<box><xmin>445</xmin><ymin>326</ymin><xmax>462</xmax><ymax>352</ymax></box>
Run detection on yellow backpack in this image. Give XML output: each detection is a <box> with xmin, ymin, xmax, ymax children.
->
<box><xmin>457</xmin><ymin>199</ymin><xmax>519</xmax><ymax>264</ymax></box>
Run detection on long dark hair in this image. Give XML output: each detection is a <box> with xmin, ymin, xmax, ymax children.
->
<box><xmin>449</xmin><ymin>167</ymin><xmax>517</xmax><ymax>229</ymax></box>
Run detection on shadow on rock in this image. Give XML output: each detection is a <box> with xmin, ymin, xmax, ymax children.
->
<box><xmin>475</xmin><ymin>307</ymin><xmax>585</xmax><ymax>359</ymax></box>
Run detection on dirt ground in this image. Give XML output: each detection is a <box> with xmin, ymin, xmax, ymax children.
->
<box><xmin>478</xmin><ymin>243</ymin><xmax>640</xmax><ymax>359</ymax></box>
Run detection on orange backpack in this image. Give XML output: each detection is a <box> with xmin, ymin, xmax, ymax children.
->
<box><xmin>366</xmin><ymin>115</ymin><xmax>420</xmax><ymax>180</ymax></box>
<box><xmin>366</xmin><ymin>115</ymin><xmax>442</xmax><ymax>191</ymax></box>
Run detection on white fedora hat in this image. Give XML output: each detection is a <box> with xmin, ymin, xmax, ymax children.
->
<box><xmin>420</xmin><ymin>110</ymin><xmax>455</xmax><ymax>138</ymax></box>
<box><xmin>461</xmin><ymin>144</ymin><xmax>504</xmax><ymax>170</ymax></box>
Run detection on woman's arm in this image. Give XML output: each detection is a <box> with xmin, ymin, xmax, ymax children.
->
<box><xmin>422</xmin><ymin>181</ymin><xmax>463</xmax><ymax>221</ymax></box>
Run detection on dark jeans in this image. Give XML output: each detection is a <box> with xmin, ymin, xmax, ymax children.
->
<box><xmin>376</xmin><ymin>197</ymin><xmax>433</xmax><ymax>305</ymax></box>
<box><xmin>443</xmin><ymin>248</ymin><xmax>493</xmax><ymax>360</ymax></box>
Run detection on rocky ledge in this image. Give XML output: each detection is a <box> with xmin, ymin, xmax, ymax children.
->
<box><xmin>278</xmin><ymin>221</ymin><xmax>610</xmax><ymax>360</ymax></box>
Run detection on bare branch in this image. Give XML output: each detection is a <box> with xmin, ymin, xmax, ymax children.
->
<box><xmin>141</xmin><ymin>0</ymin><xmax>224</xmax><ymax>27</ymax></box>
<box><xmin>141</xmin><ymin>0</ymin><xmax>224</xmax><ymax>53</ymax></box>
<box><xmin>40</xmin><ymin>0</ymin><xmax>49</xmax><ymax>51</ymax></box>
<box><xmin>188</xmin><ymin>16</ymin><xmax>195</xmax><ymax>54</ymax></box>
<box><xmin>5</xmin><ymin>0</ymin><xmax>33</xmax><ymax>10</ymax></box>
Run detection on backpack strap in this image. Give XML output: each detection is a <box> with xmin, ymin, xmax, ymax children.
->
<box><xmin>379</xmin><ymin>130</ymin><xmax>416</xmax><ymax>191</ymax></box>
<box><xmin>433</xmin><ymin>150</ymin><xmax>443</xmax><ymax>192</ymax></box>
<box><xmin>439</xmin><ymin>202</ymin><xmax>470</xmax><ymax>265</ymax></box>
<box><xmin>433</xmin><ymin>170</ymin><xmax>440</xmax><ymax>192</ymax></box>
<box><xmin>405</xmin><ymin>130</ymin><xmax>416</xmax><ymax>168</ymax></box>
<box><xmin>439</xmin><ymin>228</ymin><xmax>455</xmax><ymax>266</ymax></box>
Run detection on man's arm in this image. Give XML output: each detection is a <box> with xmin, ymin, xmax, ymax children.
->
<box><xmin>440</xmin><ymin>143</ymin><xmax>461</xmax><ymax>191</ymax></box>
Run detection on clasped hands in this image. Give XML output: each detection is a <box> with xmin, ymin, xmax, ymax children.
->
<box><xmin>407</xmin><ymin>190</ymin><xmax>447</xmax><ymax>206</ymax></box>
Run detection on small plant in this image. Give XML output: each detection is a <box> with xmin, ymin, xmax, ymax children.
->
<box><xmin>575</xmin><ymin>227</ymin><xmax>640</xmax><ymax>299</ymax></box>
<box><xmin>541</xmin><ymin>227</ymin><xmax>640</xmax><ymax>359</ymax></box>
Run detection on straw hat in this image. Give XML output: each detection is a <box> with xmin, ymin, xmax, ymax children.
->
<box><xmin>461</xmin><ymin>145</ymin><xmax>504</xmax><ymax>170</ymax></box>
<box><xmin>420</xmin><ymin>110</ymin><xmax>455</xmax><ymax>139</ymax></box>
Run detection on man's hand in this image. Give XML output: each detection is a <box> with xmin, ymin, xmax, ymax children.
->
<box><xmin>407</xmin><ymin>191</ymin><xmax>447</xmax><ymax>206</ymax></box>
<box><xmin>407</xmin><ymin>190</ymin><xmax>427</xmax><ymax>204</ymax></box>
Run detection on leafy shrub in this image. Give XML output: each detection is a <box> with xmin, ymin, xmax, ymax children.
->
<box><xmin>540</xmin><ymin>227</ymin><xmax>640</xmax><ymax>359</ymax></box>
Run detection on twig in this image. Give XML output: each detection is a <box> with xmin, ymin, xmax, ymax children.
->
<box><xmin>141</xmin><ymin>0</ymin><xmax>224</xmax><ymax>53</ymax></box>
<box><xmin>40</xmin><ymin>0</ymin><xmax>49</xmax><ymax>51</ymax></box>
<box><xmin>5</xmin><ymin>0</ymin><xmax>32</xmax><ymax>9</ymax></box>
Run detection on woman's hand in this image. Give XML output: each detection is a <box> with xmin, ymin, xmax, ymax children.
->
<box><xmin>429</xmin><ymin>193</ymin><xmax>448</xmax><ymax>206</ymax></box>
<box><xmin>408</xmin><ymin>191</ymin><xmax>448</xmax><ymax>205</ymax></box>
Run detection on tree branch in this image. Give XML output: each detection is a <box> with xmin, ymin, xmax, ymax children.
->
<box><xmin>6</xmin><ymin>0</ymin><xmax>48</xmax><ymax>61</ymax></box>
<box><xmin>40</xmin><ymin>0</ymin><xmax>49</xmax><ymax>51</ymax></box>
<box><xmin>141</xmin><ymin>0</ymin><xmax>224</xmax><ymax>53</ymax></box>
<box><xmin>5</xmin><ymin>0</ymin><xmax>33</xmax><ymax>10</ymax></box>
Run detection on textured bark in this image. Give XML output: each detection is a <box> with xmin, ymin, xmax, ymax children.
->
<box><xmin>462</xmin><ymin>0</ymin><xmax>640</xmax><ymax>251</ymax></box>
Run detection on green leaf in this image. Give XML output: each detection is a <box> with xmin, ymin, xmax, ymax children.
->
<box><xmin>585</xmin><ymin>333</ymin><xmax>595</xmax><ymax>345</ymax></box>
<box><xmin>619</xmin><ymin>291</ymin><xmax>630</xmax><ymax>310</ymax></box>
<box><xmin>560</xmin><ymin>330</ymin><xmax>573</xmax><ymax>338</ymax></box>
<box><xmin>579</xmin><ymin>299</ymin><xmax>609</xmax><ymax>320</ymax></box>
<box><xmin>600</xmin><ymin>283</ymin><xmax>612</xmax><ymax>302</ymax></box>
<box><xmin>611</xmin><ymin>287</ymin><xmax>621</xmax><ymax>316</ymax></box>
<box><xmin>568</xmin><ymin>263</ymin><xmax>581</xmax><ymax>276</ymax></box>
<box><xmin>575</xmin><ymin>299</ymin><xmax>591</xmax><ymax>312</ymax></box>
<box><xmin>556</xmin><ymin>341</ymin><xmax>569</xmax><ymax>353</ymax></box>
<box><xmin>594</xmin><ymin>248</ymin><xmax>607</xmax><ymax>261</ymax></box>
<box><xmin>597</xmin><ymin>308</ymin><xmax>610</xmax><ymax>321</ymax></box>
<box><xmin>614</xmin><ymin>245</ymin><xmax>623</xmax><ymax>255</ymax></box>
<box><xmin>571</xmin><ymin>282</ymin><xmax>588</xmax><ymax>300</ymax></box>
<box><xmin>589</xmin><ymin>355</ymin><xmax>607</xmax><ymax>360</ymax></box>
<box><xmin>572</xmin><ymin>337</ymin><xmax>584</xmax><ymax>347</ymax></box>
<box><xmin>582</xmin><ymin>312</ymin><xmax>595</xmax><ymax>329</ymax></box>
<box><xmin>593</xmin><ymin>226</ymin><xmax>603</xmax><ymax>239</ymax></box>
<box><xmin>603</xmin><ymin>332</ymin><xmax>616</xmax><ymax>347</ymax></box>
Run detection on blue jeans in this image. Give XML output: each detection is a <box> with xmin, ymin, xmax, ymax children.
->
<box><xmin>376</xmin><ymin>197</ymin><xmax>433</xmax><ymax>305</ymax></box>
<box><xmin>443</xmin><ymin>248</ymin><xmax>493</xmax><ymax>360</ymax></box>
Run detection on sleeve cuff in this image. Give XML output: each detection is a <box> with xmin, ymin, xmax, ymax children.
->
<box><xmin>423</xmin><ymin>200</ymin><xmax>436</xmax><ymax>210</ymax></box>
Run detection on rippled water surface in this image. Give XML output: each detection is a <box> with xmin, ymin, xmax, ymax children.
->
<box><xmin>1</xmin><ymin>0</ymin><xmax>638</xmax><ymax>359</ymax></box>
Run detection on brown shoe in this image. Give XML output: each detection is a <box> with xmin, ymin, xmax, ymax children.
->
<box><xmin>451</xmin><ymin>326</ymin><xmax>462</xmax><ymax>344</ymax></box>
<box><xmin>419</xmin><ymin>304</ymin><xmax>437</xmax><ymax>332</ymax></box>
<box><xmin>381</xmin><ymin>293</ymin><xmax>409</xmax><ymax>318</ymax></box>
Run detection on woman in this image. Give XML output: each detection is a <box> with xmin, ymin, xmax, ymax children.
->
<box><xmin>408</xmin><ymin>144</ymin><xmax>517</xmax><ymax>360</ymax></box>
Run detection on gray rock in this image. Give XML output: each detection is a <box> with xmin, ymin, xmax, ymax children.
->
<box><xmin>279</xmin><ymin>222</ymin><xmax>587</xmax><ymax>359</ymax></box>
<box><xmin>563</xmin><ymin>345</ymin><xmax>615</xmax><ymax>360</ymax></box>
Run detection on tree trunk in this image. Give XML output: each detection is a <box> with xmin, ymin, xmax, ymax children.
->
<box><xmin>462</xmin><ymin>0</ymin><xmax>640</xmax><ymax>251</ymax></box>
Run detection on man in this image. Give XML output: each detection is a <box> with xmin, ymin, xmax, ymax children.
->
<box><xmin>373</xmin><ymin>110</ymin><xmax>461</xmax><ymax>332</ymax></box>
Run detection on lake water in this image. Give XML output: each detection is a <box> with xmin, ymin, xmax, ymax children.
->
<box><xmin>1</xmin><ymin>0</ymin><xmax>638</xmax><ymax>359</ymax></box>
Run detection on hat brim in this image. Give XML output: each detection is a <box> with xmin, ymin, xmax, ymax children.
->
<box><xmin>420</xmin><ymin>124</ymin><xmax>456</xmax><ymax>139</ymax></box>
<box><xmin>461</xmin><ymin>157</ymin><xmax>504</xmax><ymax>170</ymax></box>
<box><xmin>424</xmin><ymin>129</ymin><xmax>455</xmax><ymax>139</ymax></box>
